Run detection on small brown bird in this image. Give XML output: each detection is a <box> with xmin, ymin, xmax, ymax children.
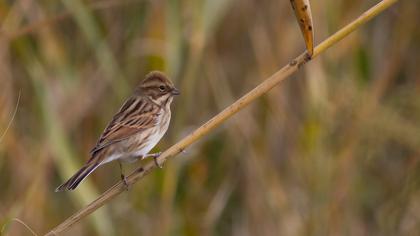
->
<box><xmin>56</xmin><ymin>71</ymin><xmax>179</xmax><ymax>191</ymax></box>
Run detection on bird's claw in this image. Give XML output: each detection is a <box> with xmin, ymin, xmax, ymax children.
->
<box><xmin>121</xmin><ymin>174</ymin><xmax>129</xmax><ymax>191</ymax></box>
<box><xmin>152</xmin><ymin>152</ymin><xmax>163</xmax><ymax>168</ymax></box>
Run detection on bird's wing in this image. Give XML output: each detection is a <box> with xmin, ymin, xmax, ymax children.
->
<box><xmin>89</xmin><ymin>97</ymin><xmax>160</xmax><ymax>157</ymax></box>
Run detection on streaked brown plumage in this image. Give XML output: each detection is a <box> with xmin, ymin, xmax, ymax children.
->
<box><xmin>56</xmin><ymin>71</ymin><xmax>179</xmax><ymax>191</ymax></box>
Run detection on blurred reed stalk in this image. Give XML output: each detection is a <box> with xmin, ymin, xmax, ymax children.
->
<box><xmin>44</xmin><ymin>0</ymin><xmax>400</xmax><ymax>235</ymax></box>
<box><xmin>3</xmin><ymin>0</ymin><xmax>142</xmax><ymax>40</ymax></box>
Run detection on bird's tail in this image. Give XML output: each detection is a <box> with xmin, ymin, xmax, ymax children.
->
<box><xmin>55</xmin><ymin>161</ymin><xmax>101</xmax><ymax>192</ymax></box>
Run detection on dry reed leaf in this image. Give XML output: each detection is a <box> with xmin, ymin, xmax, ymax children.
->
<box><xmin>290</xmin><ymin>0</ymin><xmax>314</xmax><ymax>56</ymax></box>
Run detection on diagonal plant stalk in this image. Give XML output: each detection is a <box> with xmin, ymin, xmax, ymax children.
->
<box><xmin>44</xmin><ymin>0</ymin><xmax>399</xmax><ymax>235</ymax></box>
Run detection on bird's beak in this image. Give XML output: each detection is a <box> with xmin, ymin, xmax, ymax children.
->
<box><xmin>171</xmin><ymin>88</ymin><xmax>180</xmax><ymax>95</ymax></box>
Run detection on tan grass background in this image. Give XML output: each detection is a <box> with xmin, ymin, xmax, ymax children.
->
<box><xmin>0</xmin><ymin>0</ymin><xmax>419</xmax><ymax>235</ymax></box>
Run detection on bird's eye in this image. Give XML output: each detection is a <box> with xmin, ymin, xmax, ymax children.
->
<box><xmin>159</xmin><ymin>85</ymin><xmax>165</xmax><ymax>91</ymax></box>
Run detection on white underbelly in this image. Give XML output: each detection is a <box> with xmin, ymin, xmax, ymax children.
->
<box><xmin>133</xmin><ymin>129</ymin><xmax>165</xmax><ymax>157</ymax></box>
<box><xmin>122</xmin><ymin>110</ymin><xmax>170</xmax><ymax>163</ymax></box>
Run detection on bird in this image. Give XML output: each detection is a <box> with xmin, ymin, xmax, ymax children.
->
<box><xmin>56</xmin><ymin>71</ymin><xmax>179</xmax><ymax>191</ymax></box>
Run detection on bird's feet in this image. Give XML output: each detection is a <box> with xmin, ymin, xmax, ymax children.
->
<box><xmin>120</xmin><ymin>174</ymin><xmax>129</xmax><ymax>191</ymax></box>
<box><xmin>119</xmin><ymin>161</ymin><xmax>129</xmax><ymax>191</ymax></box>
<box><xmin>144</xmin><ymin>152</ymin><xmax>163</xmax><ymax>168</ymax></box>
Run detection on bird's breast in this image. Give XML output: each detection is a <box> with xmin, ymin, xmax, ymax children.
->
<box><xmin>128</xmin><ymin>108</ymin><xmax>171</xmax><ymax>159</ymax></box>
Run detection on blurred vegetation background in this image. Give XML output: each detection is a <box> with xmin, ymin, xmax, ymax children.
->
<box><xmin>0</xmin><ymin>0</ymin><xmax>419</xmax><ymax>235</ymax></box>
